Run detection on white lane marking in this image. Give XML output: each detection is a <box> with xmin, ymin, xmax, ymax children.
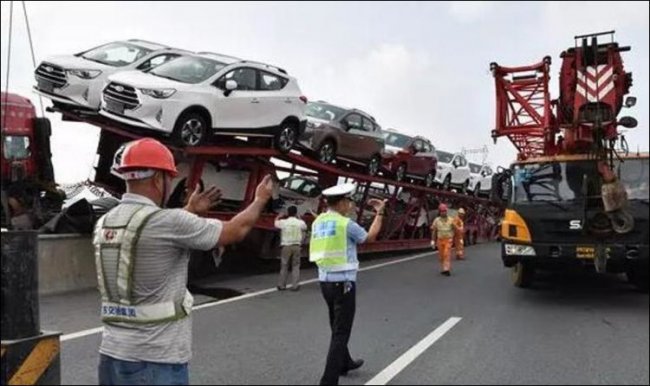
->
<box><xmin>61</xmin><ymin>250</ymin><xmax>436</xmax><ymax>342</ymax></box>
<box><xmin>365</xmin><ymin>316</ymin><xmax>462</xmax><ymax>385</ymax></box>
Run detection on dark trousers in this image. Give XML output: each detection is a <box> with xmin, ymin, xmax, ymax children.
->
<box><xmin>319</xmin><ymin>281</ymin><xmax>356</xmax><ymax>385</ymax></box>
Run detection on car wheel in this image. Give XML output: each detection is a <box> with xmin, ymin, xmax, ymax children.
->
<box><xmin>395</xmin><ymin>164</ymin><xmax>407</xmax><ymax>182</ymax></box>
<box><xmin>173</xmin><ymin>112</ymin><xmax>208</xmax><ymax>147</ymax></box>
<box><xmin>442</xmin><ymin>175</ymin><xmax>452</xmax><ymax>191</ymax></box>
<box><xmin>424</xmin><ymin>171</ymin><xmax>435</xmax><ymax>188</ymax></box>
<box><xmin>512</xmin><ymin>261</ymin><xmax>535</xmax><ymax>288</ymax></box>
<box><xmin>317</xmin><ymin>140</ymin><xmax>336</xmax><ymax>164</ymax></box>
<box><xmin>473</xmin><ymin>183</ymin><xmax>481</xmax><ymax>197</ymax></box>
<box><xmin>275</xmin><ymin>122</ymin><xmax>297</xmax><ymax>154</ymax></box>
<box><xmin>368</xmin><ymin>155</ymin><xmax>381</xmax><ymax>176</ymax></box>
<box><xmin>462</xmin><ymin>180</ymin><xmax>470</xmax><ymax>195</ymax></box>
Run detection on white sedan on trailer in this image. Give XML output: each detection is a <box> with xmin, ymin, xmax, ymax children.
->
<box><xmin>434</xmin><ymin>151</ymin><xmax>471</xmax><ymax>193</ymax></box>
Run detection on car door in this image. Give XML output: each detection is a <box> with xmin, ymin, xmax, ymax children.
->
<box><xmin>212</xmin><ymin>66</ymin><xmax>260</xmax><ymax>129</ymax></box>
<box><xmin>338</xmin><ymin>113</ymin><xmax>363</xmax><ymax>159</ymax></box>
<box><xmin>258</xmin><ymin>70</ymin><xmax>290</xmax><ymax>127</ymax></box>
<box><xmin>481</xmin><ymin>166</ymin><xmax>493</xmax><ymax>191</ymax></box>
<box><xmin>451</xmin><ymin>154</ymin><xmax>463</xmax><ymax>184</ymax></box>
<box><xmin>360</xmin><ymin>116</ymin><xmax>383</xmax><ymax>161</ymax></box>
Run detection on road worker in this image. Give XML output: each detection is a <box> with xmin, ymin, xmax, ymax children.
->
<box><xmin>93</xmin><ymin>138</ymin><xmax>273</xmax><ymax>385</ymax></box>
<box><xmin>274</xmin><ymin>205</ymin><xmax>307</xmax><ymax>291</ymax></box>
<box><xmin>310</xmin><ymin>183</ymin><xmax>386</xmax><ymax>385</ymax></box>
<box><xmin>453</xmin><ymin>207</ymin><xmax>466</xmax><ymax>260</ymax></box>
<box><xmin>430</xmin><ymin>203</ymin><xmax>456</xmax><ymax>276</ymax></box>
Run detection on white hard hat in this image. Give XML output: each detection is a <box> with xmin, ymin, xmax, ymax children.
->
<box><xmin>322</xmin><ymin>183</ymin><xmax>356</xmax><ymax>198</ymax></box>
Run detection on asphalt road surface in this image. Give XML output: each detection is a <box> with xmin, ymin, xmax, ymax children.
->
<box><xmin>43</xmin><ymin>243</ymin><xmax>649</xmax><ymax>385</ymax></box>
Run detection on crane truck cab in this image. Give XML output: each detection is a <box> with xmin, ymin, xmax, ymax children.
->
<box><xmin>493</xmin><ymin>153</ymin><xmax>649</xmax><ymax>291</ymax></box>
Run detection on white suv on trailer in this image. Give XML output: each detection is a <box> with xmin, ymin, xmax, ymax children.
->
<box><xmin>33</xmin><ymin>39</ymin><xmax>187</xmax><ymax>111</ymax></box>
<box><xmin>434</xmin><ymin>150</ymin><xmax>471</xmax><ymax>193</ymax></box>
<box><xmin>99</xmin><ymin>52</ymin><xmax>307</xmax><ymax>151</ymax></box>
<box><xmin>468</xmin><ymin>163</ymin><xmax>493</xmax><ymax>197</ymax></box>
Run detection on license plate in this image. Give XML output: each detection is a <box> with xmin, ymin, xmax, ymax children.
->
<box><xmin>576</xmin><ymin>246</ymin><xmax>595</xmax><ymax>259</ymax></box>
<box><xmin>38</xmin><ymin>79</ymin><xmax>54</xmax><ymax>93</ymax></box>
<box><xmin>106</xmin><ymin>100</ymin><xmax>124</xmax><ymax>115</ymax></box>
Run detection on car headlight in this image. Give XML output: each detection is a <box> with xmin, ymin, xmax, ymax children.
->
<box><xmin>140</xmin><ymin>88</ymin><xmax>176</xmax><ymax>99</ymax></box>
<box><xmin>505</xmin><ymin>244</ymin><xmax>536</xmax><ymax>256</ymax></box>
<box><xmin>67</xmin><ymin>69</ymin><xmax>102</xmax><ymax>79</ymax></box>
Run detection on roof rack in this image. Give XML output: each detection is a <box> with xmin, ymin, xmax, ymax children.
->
<box><xmin>127</xmin><ymin>39</ymin><xmax>169</xmax><ymax>49</ymax></box>
<box><xmin>197</xmin><ymin>51</ymin><xmax>242</xmax><ymax>61</ymax></box>
<box><xmin>239</xmin><ymin>60</ymin><xmax>288</xmax><ymax>75</ymax></box>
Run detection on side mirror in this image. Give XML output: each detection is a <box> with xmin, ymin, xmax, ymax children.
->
<box><xmin>341</xmin><ymin>120</ymin><xmax>350</xmax><ymax>131</ymax></box>
<box><xmin>624</xmin><ymin>96</ymin><xmax>637</xmax><ymax>108</ymax></box>
<box><xmin>224</xmin><ymin>80</ymin><xmax>237</xmax><ymax>97</ymax></box>
<box><xmin>618</xmin><ymin>116</ymin><xmax>638</xmax><ymax>129</ymax></box>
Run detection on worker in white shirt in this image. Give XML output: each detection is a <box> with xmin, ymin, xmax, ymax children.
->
<box><xmin>275</xmin><ymin>206</ymin><xmax>308</xmax><ymax>291</ymax></box>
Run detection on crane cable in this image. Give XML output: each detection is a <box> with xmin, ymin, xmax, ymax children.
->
<box><xmin>22</xmin><ymin>0</ymin><xmax>45</xmax><ymax>117</ymax></box>
<box><xmin>2</xmin><ymin>1</ymin><xmax>14</xmax><ymax>132</ymax></box>
<box><xmin>2</xmin><ymin>1</ymin><xmax>45</xmax><ymax>120</ymax></box>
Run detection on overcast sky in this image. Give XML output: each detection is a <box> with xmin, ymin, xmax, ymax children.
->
<box><xmin>2</xmin><ymin>1</ymin><xmax>648</xmax><ymax>183</ymax></box>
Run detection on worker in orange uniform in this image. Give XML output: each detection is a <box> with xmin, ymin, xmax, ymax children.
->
<box><xmin>453</xmin><ymin>208</ymin><xmax>466</xmax><ymax>260</ymax></box>
<box><xmin>430</xmin><ymin>204</ymin><xmax>456</xmax><ymax>276</ymax></box>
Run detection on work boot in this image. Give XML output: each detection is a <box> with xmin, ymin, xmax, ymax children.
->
<box><xmin>277</xmin><ymin>286</ymin><xmax>286</xmax><ymax>291</ymax></box>
<box><xmin>441</xmin><ymin>271</ymin><xmax>451</xmax><ymax>276</ymax></box>
<box><xmin>341</xmin><ymin>359</ymin><xmax>364</xmax><ymax>375</ymax></box>
<box><xmin>290</xmin><ymin>285</ymin><xmax>301</xmax><ymax>292</ymax></box>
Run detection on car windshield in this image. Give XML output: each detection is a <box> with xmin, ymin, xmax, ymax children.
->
<box><xmin>149</xmin><ymin>56</ymin><xmax>226</xmax><ymax>84</ymax></box>
<box><xmin>382</xmin><ymin>132</ymin><xmax>412</xmax><ymax>148</ymax></box>
<box><xmin>437</xmin><ymin>151</ymin><xmax>454</xmax><ymax>164</ymax></box>
<box><xmin>512</xmin><ymin>158</ymin><xmax>649</xmax><ymax>204</ymax></box>
<box><xmin>81</xmin><ymin>42</ymin><xmax>152</xmax><ymax>67</ymax></box>
<box><xmin>469</xmin><ymin>164</ymin><xmax>482</xmax><ymax>173</ymax></box>
<box><xmin>3</xmin><ymin>135</ymin><xmax>31</xmax><ymax>160</ymax></box>
<box><xmin>305</xmin><ymin>102</ymin><xmax>347</xmax><ymax>122</ymax></box>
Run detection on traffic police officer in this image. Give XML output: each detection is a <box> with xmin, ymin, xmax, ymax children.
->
<box><xmin>310</xmin><ymin>183</ymin><xmax>386</xmax><ymax>385</ymax></box>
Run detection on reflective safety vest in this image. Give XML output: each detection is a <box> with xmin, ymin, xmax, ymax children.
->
<box><xmin>93</xmin><ymin>204</ymin><xmax>193</xmax><ymax>324</ymax></box>
<box><xmin>433</xmin><ymin>217</ymin><xmax>455</xmax><ymax>240</ymax></box>
<box><xmin>309</xmin><ymin>212</ymin><xmax>358</xmax><ymax>272</ymax></box>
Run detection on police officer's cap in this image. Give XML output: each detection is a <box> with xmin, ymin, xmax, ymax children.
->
<box><xmin>322</xmin><ymin>183</ymin><xmax>356</xmax><ymax>201</ymax></box>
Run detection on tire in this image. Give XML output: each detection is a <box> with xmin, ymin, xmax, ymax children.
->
<box><xmin>462</xmin><ymin>180</ymin><xmax>470</xmax><ymax>195</ymax></box>
<box><xmin>424</xmin><ymin>171</ymin><xmax>435</xmax><ymax>188</ymax></box>
<box><xmin>395</xmin><ymin>164</ymin><xmax>407</xmax><ymax>182</ymax></box>
<box><xmin>173</xmin><ymin>112</ymin><xmax>208</xmax><ymax>147</ymax></box>
<box><xmin>442</xmin><ymin>175</ymin><xmax>452</xmax><ymax>191</ymax></box>
<box><xmin>473</xmin><ymin>183</ymin><xmax>481</xmax><ymax>197</ymax></box>
<box><xmin>317</xmin><ymin>140</ymin><xmax>336</xmax><ymax>164</ymax></box>
<box><xmin>512</xmin><ymin>261</ymin><xmax>535</xmax><ymax>288</ymax></box>
<box><xmin>368</xmin><ymin>155</ymin><xmax>381</xmax><ymax>177</ymax></box>
<box><xmin>275</xmin><ymin>122</ymin><xmax>298</xmax><ymax>154</ymax></box>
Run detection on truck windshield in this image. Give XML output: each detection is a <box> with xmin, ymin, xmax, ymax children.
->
<box><xmin>512</xmin><ymin>158</ymin><xmax>649</xmax><ymax>203</ymax></box>
<box><xmin>3</xmin><ymin>135</ymin><xmax>31</xmax><ymax>160</ymax></box>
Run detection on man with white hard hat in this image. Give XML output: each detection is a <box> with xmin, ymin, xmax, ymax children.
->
<box><xmin>310</xmin><ymin>182</ymin><xmax>386</xmax><ymax>385</ymax></box>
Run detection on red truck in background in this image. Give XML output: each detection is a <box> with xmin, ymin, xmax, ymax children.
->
<box><xmin>1</xmin><ymin>92</ymin><xmax>63</xmax><ymax>229</ymax></box>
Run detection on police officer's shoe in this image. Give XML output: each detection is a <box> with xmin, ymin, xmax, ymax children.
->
<box><xmin>341</xmin><ymin>359</ymin><xmax>364</xmax><ymax>375</ymax></box>
<box><xmin>290</xmin><ymin>285</ymin><xmax>300</xmax><ymax>292</ymax></box>
<box><xmin>277</xmin><ymin>286</ymin><xmax>287</xmax><ymax>291</ymax></box>
<box><xmin>441</xmin><ymin>271</ymin><xmax>451</xmax><ymax>276</ymax></box>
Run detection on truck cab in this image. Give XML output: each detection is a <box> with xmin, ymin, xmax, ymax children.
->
<box><xmin>495</xmin><ymin>153</ymin><xmax>649</xmax><ymax>290</ymax></box>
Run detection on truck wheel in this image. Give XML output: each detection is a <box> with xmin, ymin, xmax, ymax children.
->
<box><xmin>512</xmin><ymin>261</ymin><xmax>535</xmax><ymax>288</ymax></box>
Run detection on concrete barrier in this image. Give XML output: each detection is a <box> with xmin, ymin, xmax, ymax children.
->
<box><xmin>38</xmin><ymin>234</ymin><xmax>96</xmax><ymax>296</ymax></box>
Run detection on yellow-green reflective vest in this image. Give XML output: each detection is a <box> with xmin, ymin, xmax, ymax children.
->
<box><xmin>309</xmin><ymin>212</ymin><xmax>358</xmax><ymax>272</ymax></box>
